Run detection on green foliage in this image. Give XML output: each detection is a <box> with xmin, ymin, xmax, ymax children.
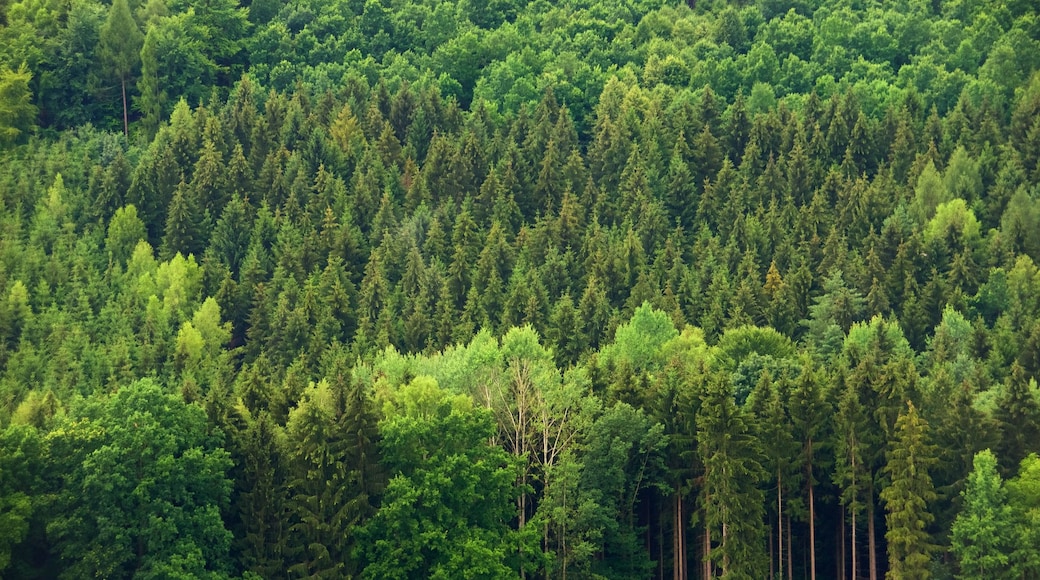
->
<box><xmin>881</xmin><ymin>400</ymin><xmax>938</xmax><ymax>580</ymax></box>
<box><xmin>0</xmin><ymin>64</ymin><xmax>35</xmax><ymax>147</ymax></box>
<box><xmin>1</xmin><ymin>0</ymin><xmax>1040</xmax><ymax>576</ymax></box>
<box><xmin>951</xmin><ymin>449</ymin><xmax>1014</xmax><ymax>579</ymax></box>
<box><xmin>46</xmin><ymin>379</ymin><xmax>233</xmax><ymax>579</ymax></box>
<box><xmin>1006</xmin><ymin>454</ymin><xmax>1040</xmax><ymax>578</ymax></box>
<box><xmin>0</xmin><ymin>425</ymin><xmax>39</xmax><ymax>574</ymax></box>
<box><xmin>361</xmin><ymin>376</ymin><xmax>524</xmax><ymax>579</ymax></box>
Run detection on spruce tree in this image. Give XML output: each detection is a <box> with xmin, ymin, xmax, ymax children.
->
<box><xmin>99</xmin><ymin>0</ymin><xmax>143</xmax><ymax>136</ymax></box>
<box><xmin>880</xmin><ymin>401</ymin><xmax>937</xmax><ymax>580</ymax></box>
<box><xmin>697</xmin><ymin>373</ymin><xmax>768</xmax><ymax>579</ymax></box>
<box><xmin>951</xmin><ymin>449</ymin><xmax>1014</xmax><ymax>579</ymax></box>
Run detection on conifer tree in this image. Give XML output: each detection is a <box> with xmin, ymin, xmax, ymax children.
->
<box><xmin>697</xmin><ymin>373</ymin><xmax>768</xmax><ymax>579</ymax></box>
<box><xmin>951</xmin><ymin>449</ymin><xmax>1014</xmax><ymax>579</ymax></box>
<box><xmin>162</xmin><ymin>178</ymin><xmax>209</xmax><ymax>260</ymax></box>
<box><xmin>100</xmin><ymin>0</ymin><xmax>143</xmax><ymax>136</ymax></box>
<box><xmin>880</xmin><ymin>400</ymin><xmax>937</xmax><ymax>580</ymax></box>
<box><xmin>995</xmin><ymin>362</ymin><xmax>1040</xmax><ymax>473</ymax></box>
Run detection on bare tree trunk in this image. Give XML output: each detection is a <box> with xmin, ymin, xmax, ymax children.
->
<box><xmin>777</xmin><ymin>472</ymin><xmax>783</xmax><ymax>580</ymax></box>
<box><xmin>809</xmin><ymin>452</ymin><xmax>817</xmax><ymax>580</ymax></box>
<box><xmin>852</xmin><ymin>505</ymin><xmax>857</xmax><ymax>580</ymax></box>
<box><xmin>674</xmin><ymin>492</ymin><xmax>685</xmax><ymax>580</ymax></box>
<box><xmin>721</xmin><ymin>519</ymin><xmax>728</xmax><ymax>577</ymax></box>
<box><xmin>786</xmin><ymin>515</ymin><xmax>793</xmax><ymax>580</ymax></box>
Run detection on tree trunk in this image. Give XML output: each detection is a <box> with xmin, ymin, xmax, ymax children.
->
<box><xmin>852</xmin><ymin>505</ymin><xmax>857</xmax><ymax>580</ymax></box>
<box><xmin>703</xmin><ymin>522</ymin><xmax>711</xmax><ymax>579</ymax></box>
<box><xmin>809</xmin><ymin>455</ymin><xmax>817</xmax><ymax>580</ymax></box>
<box><xmin>777</xmin><ymin>471</ymin><xmax>783</xmax><ymax>580</ymax></box>
<box><xmin>674</xmin><ymin>491</ymin><xmax>685</xmax><ymax>580</ymax></box>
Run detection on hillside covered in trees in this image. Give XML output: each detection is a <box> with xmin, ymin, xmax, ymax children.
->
<box><xmin>1</xmin><ymin>0</ymin><xmax>1040</xmax><ymax>577</ymax></box>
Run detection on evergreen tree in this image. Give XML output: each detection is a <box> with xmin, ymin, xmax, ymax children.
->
<box><xmin>951</xmin><ymin>449</ymin><xmax>1014</xmax><ymax>579</ymax></box>
<box><xmin>995</xmin><ymin>362</ymin><xmax>1040</xmax><ymax>474</ymax></box>
<box><xmin>697</xmin><ymin>373</ymin><xmax>768</xmax><ymax>579</ymax></box>
<box><xmin>99</xmin><ymin>0</ymin><xmax>143</xmax><ymax>136</ymax></box>
<box><xmin>880</xmin><ymin>400</ymin><xmax>937</xmax><ymax>580</ymax></box>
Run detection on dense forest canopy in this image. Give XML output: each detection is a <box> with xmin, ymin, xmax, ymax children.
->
<box><xmin>1</xmin><ymin>0</ymin><xmax>1040</xmax><ymax>577</ymax></box>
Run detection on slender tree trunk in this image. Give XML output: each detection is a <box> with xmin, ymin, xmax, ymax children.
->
<box><xmin>703</xmin><ymin>523</ymin><xmax>711</xmax><ymax>579</ymax></box>
<box><xmin>777</xmin><ymin>472</ymin><xmax>783</xmax><ymax>580</ymax></box>
<box><xmin>121</xmin><ymin>76</ymin><xmax>129</xmax><ymax>137</ymax></box>
<box><xmin>809</xmin><ymin>455</ymin><xmax>817</xmax><ymax>580</ymax></box>
<box><xmin>721</xmin><ymin>519</ymin><xmax>728</xmax><ymax>577</ymax></box>
<box><xmin>674</xmin><ymin>491</ymin><xmax>685</xmax><ymax>580</ymax></box>
<box><xmin>852</xmin><ymin>505</ymin><xmax>857</xmax><ymax>580</ymax></box>
<box><xmin>562</xmin><ymin>477</ymin><xmax>567</xmax><ymax>580</ymax></box>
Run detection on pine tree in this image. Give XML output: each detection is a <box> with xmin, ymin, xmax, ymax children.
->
<box><xmin>234</xmin><ymin>411</ymin><xmax>290</xmax><ymax>577</ymax></box>
<box><xmin>951</xmin><ymin>449</ymin><xmax>1014</xmax><ymax>579</ymax></box>
<box><xmin>162</xmin><ymin>178</ymin><xmax>209</xmax><ymax>260</ymax></box>
<box><xmin>100</xmin><ymin>0</ymin><xmax>143</xmax><ymax>136</ymax></box>
<box><xmin>880</xmin><ymin>400</ymin><xmax>937</xmax><ymax>580</ymax></box>
<box><xmin>995</xmin><ymin>362</ymin><xmax>1040</xmax><ymax>474</ymax></box>
<box><xmin>698</xmin><ymin>373</ymin><xmax>768</xmax><ymax>579</ymax></box>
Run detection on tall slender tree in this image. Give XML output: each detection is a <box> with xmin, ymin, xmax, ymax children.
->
<box><xmin>880</xmin><ymin>401</ymin><xmax>937</xmax><ymax>580</ymax></box>
<box><xmin>99</xmin><ymin>0</ymin><xmax>143</xmax><ymax>136</ymax></box>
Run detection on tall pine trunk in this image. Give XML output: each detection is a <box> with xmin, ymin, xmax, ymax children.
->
<box><xmin>674</xmin><ymin>491</ymin><xmax>685</xmax><ymax>580</ymax></box>
<box><xmin>809</xmin><ymin>456</ymin><xmax>817</xmax><ymax>580</ymax></box>
<box><xmin>852</xmin><ymin>504</ymin><xmax>857</xmax><ymax>580</ymax></box>
<box><xmin>777</xmin><ymin>471</ymin><xmax>783</xmax><ymax>580</ymax></box>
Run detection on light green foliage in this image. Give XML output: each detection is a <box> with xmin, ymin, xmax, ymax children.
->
<box><xmin>914</xmin><ymin>161</ymin><xmax>949</xmax><ymax>224</ymax></box>
<box><xmin>106</xmin><ymin>205</ymin><xmax>147</xmax><ymax>266</ymax></box>
<box><xmin>923</xmin><ymin>199</ymin><xmax>982</xmax><ymax>248</ymax></box>
<box><xmin>599</xmin><ymin>301</ymin><xmax>678</xmax><ymax>374</ymax></box>
<box><xmin>951</xmin><ymin>449</ymin><xmax>1014</xmax><ymax>579</ymax></box>
<box><xmin>154</xmin><ymin>252</ymin><xmax>203</xmax><ymax>322</ymax></box>
<box><xmin>362</xmin><ymin>376</ymin><xmax>523</xmax><ymax>579</ymax></box>
<box><xmin>0</xmin><ymin>65</ymin><xmax>35</xmax><ymax>147</ymax></box>
<box><xmin>1006</xmin><ymin>454</ymin><xmax>1040</xmax><ymax>578</ymax></box>
<box><xmin>713</xmin><ymin>325</ymin><xmax>795</xmax><ymax>373</ymax></box>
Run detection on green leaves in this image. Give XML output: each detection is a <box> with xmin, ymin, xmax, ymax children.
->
<box><xmin>47</xmin><ymin>379</ymin><xmax>232</xmax><ymax>579</ymax></box>
<box><xmin>363</xmin><ymin>376</ymin><xmax>522</xmax><ymax>578</ymax></box>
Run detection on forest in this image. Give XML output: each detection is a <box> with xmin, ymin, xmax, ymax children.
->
<box><xmin>1</xmin><ymin>0</ymin><xmax>1040</xmax><ymax>577</ymax></box>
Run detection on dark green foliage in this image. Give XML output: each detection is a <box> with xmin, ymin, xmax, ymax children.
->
<box><xmin>46</xmin><ymin>379</ymin><xmax>233</xmax><ymax>579</ymax></box>
<box><xmin>0</xmin><ymin>0</ymin><xmax>1039</xmax><ymax>576</ymax></box>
